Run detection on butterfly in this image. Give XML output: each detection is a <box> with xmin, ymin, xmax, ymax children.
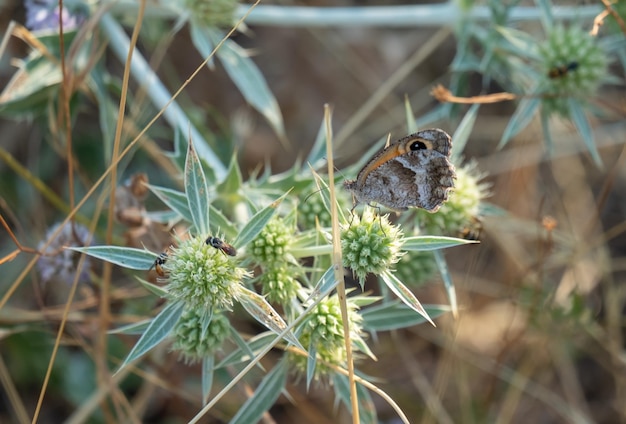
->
<box><xmin>344</xmin><ymin>128</ymin><xmax>456</xmax><ymax>212</ymax></box>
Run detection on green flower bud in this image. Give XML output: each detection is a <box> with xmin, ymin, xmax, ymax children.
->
<box><xmin>172</xmin><ymin>309</ymin><xmax>230</xmax><ymax>363</ymax></box>
<box><xmin>341</xmin><ymin>209</ymin><xmax>403</xmax><ymax>286</ymax></box>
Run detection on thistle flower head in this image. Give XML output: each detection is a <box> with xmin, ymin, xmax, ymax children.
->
<box><xmin>172</xmin><ymin>308</ymin><xmax>230</xmax><ymax>364</ymax></box>
<box><xmin>250</xmin><ymin>218</ymin><xmax>292</xmax><ymax>267</ymax></box>
<box><xmin>341</xmin><ymin>209</ymin><xmax>403</xmax><ymax>286</ymax></box>
<box><xmin>539</xmin><ymin>26</ymin><xmax>609</xmax><ymax>116</ymax></box>
<box><xmin>166</xmin><ymin>236</ymin><xmax>250</xmax><ymax>311</ymax></box>
<box><xmin>260</xmin><ymin>264</ymin><xmax>300</xmax><ymax>305</ymax></box>
<box><xmin>298</xmin><ymin>185</ymin><xmax>349</xmax><ymax>229</ymax></box>
<box><xmin>288</xmin><ymin>295</ymin><xmax>363</xmax><ymax>379</ymax></box>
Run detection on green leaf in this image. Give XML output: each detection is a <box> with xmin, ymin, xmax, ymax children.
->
<box><xmin>68</xmin><ymin>246</ymin><xmax>156</xmax><ymax>270</ymax></box>
<box><xmin>401</xmin><ymin>236</ymin><xmax>477</xmax><ymax>251</ymax></box>
<box><xmin>306</xmin><ymin>342</ymin><xmax>317</xmax><ymax>391</ymax></box>
<box><xmin>311</xmin><ymin>168</ymin><xmax>345</xmax><ymax>224</ymax></box>
<box><xmin>185</xmin><ymin>139</ymin><xmax>210</xmax><ymax>234</ymax></box>
<box><xmin>208</xmin><ymin>204</ymin><xmax>238</xmax><ymax>239</ymax></box>
<box><xmin>147</xmin><ymin>184</ymin><xmax>193</xmax><ymax>224</ymax></box>
<box><xmin>332</xmin><ymin>374</ymin><xmax>378</xmax><ymax>424</ymax></box>
<box><xmin>87</xmin><ymin>66</ymin><xmax>116</xmax><ymax>164</ymax></box>
<box><xmin>108</xmin><ymin>319</ymin><xmax>152</xmax><ymax>335</ymax></box>
<box><xmin>494</xmin><ymin>26</ymin><xmax>542</xmax><ymax>61</ymax></box>
<box><xmin>206</xmin><ymin>29</ymin><xmax>286</xmax><ymax>140</ymax></box>
<box><xmin>0</xmin><ymin>55</ymin><xmax>62</xmax><ymax>116</ymax></box>
<box><xmin>568</xmin><ymin>98</ymin><xmax>602</xmax><ymax>167</ymax></box>
<box><xmin>434</xmin><ymin>250</ymin><xmax>458</xmax><ymax>318</ymax></box>
<box><xmin>232</xmin><ymin>192</ymin><xmax>288</xmax><ymax>248</ymax></box>
<box><xmin>217</xmin><ymin>152</ymin><xmax>243</xmax><ymax>195</ymax></box>
<box><xmin>540</xmin><ymin>108</ymin><xmax>554</xmax><ymax>157</ymax></box>
<box><xmin>236</xmin><ymin>286</ymin><xmax>302</xmax><ymax>349</ymax></box>
<box><xmin>361</xmin><ymin>301</ymin><xmax>450</xmax><ymax>331</ymax></box>
<box><xmin>535</xmin><ymin>0</ymin><xmax>554</xmax><ymax>31</ymax></box>
<box><xmin>189</xmin><ymin>20</ymin><xmax>216</xmax><ymax>69</ymax></box>
<box><xmin>217</xmin><ymin>332</ymin><xmax>274</xmax><ymax>369</ymax></box>
<box><xmin>135</xmin><ymin>277</ymin><xmax>169</xmax><ymax>297</ymax></box>
<box><xmin>202</xmin><ymin>354</ymin><xmax>215</xmax><ymax>405</ymax></box>
<box><xmin>306</xmin><ymin>265</ymin><xmax>338</xmax><ymax>306</ymax></box>
<box><xmin>228</xmin><ymin>361</ymin><xmax>288</xmax><ymax>424</ymax></box>
<box><xmin>306</xmin><ymin>119</ymin><xmax>328</xmax><ymax>169</ymax></box>
<box><xmin>380</xmin><ymin>271</ymin><xmax>434</xmax><ymax>326</ymax></box>
<box><xmin>451</xmin><ymin>103</ymin><xmax>480</xmax><ymax>163</ymax></box>
<box><xmin>498</xmin><ymin>97</ymin><xmax>540</xmax><ymax>149</ymax></box>
<box><xmin>404</xmin><ymin>95</ymin><xmax>417</xmax><ymax>133</ymax></box>
<box><xmin>118</xmin><ymin>301</ymin><xmax>184</xmax><ymax>370</ymax></box>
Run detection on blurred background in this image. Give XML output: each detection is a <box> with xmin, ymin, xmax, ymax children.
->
<box><xmin>1</xmin><ymin>0</ymin><xmax>625</xmax><ymax>423</ymax></box>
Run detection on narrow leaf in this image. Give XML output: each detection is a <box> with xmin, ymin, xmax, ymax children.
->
<box><xmin>69</xmin><ymin>246</ymin><xmax>156</xmax><ymax>270</ymax></box>
<box><xmin>229</xmin><ymin>361</ymin><xmax>288</xmax><ymax>424</ymax></box>
<box><xmin>380</xmin><ymin>271</ymin><xmax>434</xmax><ymax>326</ymax></box>
<box><xmin>108</xmin><ymin>319</ymin><xmax>151</xmax><ymax>335</ymax></box>
<box><xmin>361</xmin><ymin>301</ymin><xmax>450</xmax><ymax>331</ymax></box>
<box><xmin>306</xmin><ymin>118</ymin><xmax>328</xmax><ymax>169</ymax></box>
<box><xmin>118</xmin><ymin>301</ymin><xmax>184</xmax><ymax>370</ymax></box>
<box><xmin>206</xmin><ymin>29</ymin><xmax>285</xmax><ymax>140</ymax></box>
<box><xmin>217</xmin><ymin>153</ymin><xmax>243</xmax><ymax>195</ymax></box>
<box><xmin>498</xmin><ymin>97</ymin><xmax>540</xmax><ymax>149</ymax></box>
<box><xmin>332</xmin><ymin>374</ymin><xmax>378</xmax><ymax>424</ymax></box>
<box><xmin>434</xmin><ymin>250</ymin><xmax>458</xmax><ymax>318</ymax></box>
<box><xmin>232</xmin><ymin>192</ymin><xmax>289</xmax><ymax>248</ymax></box>
<box><xmin>568</xmin><ymin>98</ymin><xmax>602</xmax><ymax>167</ymax></box>
<box><xmin>147</xmin><ymin>184</ymin><xmax>193</xmax><ymax>224</ymax></box>
<box><xmin>208</xmin><ymin>204</ymin><xmax>237</xmax><ymax>238</ymax></box>
<box><xmin>202</xmin><ymin>354</ymin><xmax>215</xmax><ymax>405</ymax></box>
<box><xmin>451</xmin><ymin>103</ymin><xmax>480</xmax><ymax>163</ymax></box>
<box><xmin>305</xmin><ymin>265</ymin><xmax>338</xmax><ymax>306</ymax></box>
<box><xmin>306</xmin><ymin>342</ymin><xmax>317</xmax><ymax>391</ymax></box>
<box><xmin>236</xmin><ymin>287</ymin><xmax>302</xmax><ymax>349</ymax></box>
<box><xmin>404</xmin><ymin>95</ymin><xmax>417</xmax><ymax>133</ymax></box>
<box><xmin>189</xmin><ymin>20</ymin><xmax>215</xmax><ymax>69</ymax></box>
<box><xmin>185</xmin><ymin>140</ymin><xmax>210</xmax><ymax>234</ymax></box>
<box><xmin>402</xmin><ymin>236</ymin><xmax>477</xmax><ymax>251</ymax></box>
<box><xmin>135</xmin><ymin>277</ymin><xmax>169</xmax><ymax>297</ymax></box>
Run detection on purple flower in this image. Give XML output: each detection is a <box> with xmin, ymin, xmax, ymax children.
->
<box><xmin>37</xmin><ymin>221</ymin><xmax>94</xmax><ymax>285</ymax></box>
<box><xmin>25</xmin><ymin>0</ymin><xmax>86</xmax><ymax>32</ymax></box>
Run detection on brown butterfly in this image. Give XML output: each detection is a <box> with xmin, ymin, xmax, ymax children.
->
<box><xmin>344</xmin><ymin>129</ymin><xmax>456</xmax><ymax>212</ymax></box>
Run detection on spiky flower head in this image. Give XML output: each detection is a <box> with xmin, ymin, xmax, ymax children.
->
<box><xmin>182</xmin><ymin>0</ymin><xmax>238</xmax><ymax>27</ymax></box>
<box><xmin>260</xmin><ymin>264</ymin><xmax>300</xmax><ymax>305</ymax></box>
<box><xmin>298</xmin><ymin>185</ymin><xmax>349</xmax><ymax>229</ymax></box>
<box><xmin>166</xmin><ymin>236</ymin><xmax>250</xmax><ymax>311</ymax></box>
<box><xmin>341</xmin><ymin>209</ymin><xmax>403</xmax><ymax>286</ymax></box>
<box><xmin>539</xmin><ymin>25</ymin><xmax>608</xmax><ymax>116</ymax></box>
<box><xmin>416</xmin><ymin>163</ymin><xmax>488</xmax><ymax>236</ymax></box>
<box><xmin>288</xmin><ymin>295</ymin><xmax>363</xmax><ymax>379</ymax></box>
<box><xmin>37</xmin><ymin>221</ymin><xmax>94</xmax><ymax>285</ymax></box>
<box><xmin>172</xmin><ymin>308</ymin><xmax>230</xmax><ymax>363</ymax></box>
<box><xmin>250</xmin><ymin>218</ymin><xmax>292</xmax><ymax>266</ymax></box>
